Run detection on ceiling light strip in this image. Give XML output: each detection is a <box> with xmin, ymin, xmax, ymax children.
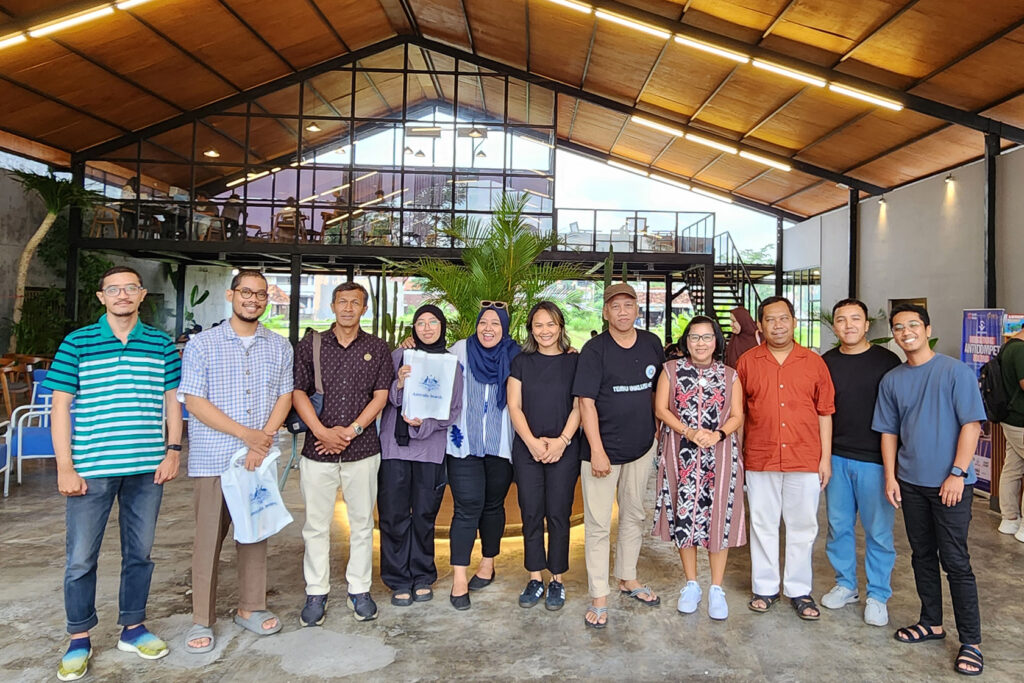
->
<box><xmin>738</xmin><ymin>150</ymin><xmax>791</xmax><ymax>172</ymax></box>
<box><xmin>606</xmin><ymin>159</ymin><xmax>649</xmax><ymax>177</ymax></box>
<box><xmin>751</xmin><ymin>59</ymin><xmax>826</xmax><ymax>87</ymax></box>
<box><xmin>543</xmin><ymin>0</ymin><xmax>593</xmax><ymax>14</ymax></box>
<box><xmin>693</xmin><ymin>187</ymin><xmax>734</xmax><ymax>203</ymax></box>
<box><xmin>828</xmin><ymin>83</ymin><xmax>903</xmax><ymax>111</ymax></box>
<box><xmin>650</xmin><ymin>173</ymin><xmax>691</xmax><ymax>190</ymax></box>
<box><xmin>28</xmin><ymin>5</ymin><xmax>115</xmax><ymax>38</ymax></box>
<box><xmin>685</xmin><ymin>133</ymin><xmax>738</xmax><ymax>154</ymax></box>
<box><xmin>595</xmin><ymin>9</ymin><xmax>670</xmax><ymax>40</ymax></box>
<box><xmin>674</xmin><ymin>35</ymin><xmax>749</xmax><ymax>64</ymax></box>
<box><xmin>630</xmin><ymin>115</ymin><xmax>683</xmax><ymax>137</ymax></box>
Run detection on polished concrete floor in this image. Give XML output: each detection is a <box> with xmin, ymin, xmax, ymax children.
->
<box><xmin>1</xmin><ymin>442</ymin><xmax>1022</xmax><ymax>682</ymax></box>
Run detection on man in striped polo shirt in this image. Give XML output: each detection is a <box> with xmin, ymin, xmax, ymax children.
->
<box><xmin>45</xmin><ymin>266</ymin><xmax>183</xmax><ymax>682</ymax></box>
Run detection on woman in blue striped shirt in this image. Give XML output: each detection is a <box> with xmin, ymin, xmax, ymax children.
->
<box><xmin>445</xmin><ymin>303</ymin><xmax>520</xmax><ymax>610</ymax></box>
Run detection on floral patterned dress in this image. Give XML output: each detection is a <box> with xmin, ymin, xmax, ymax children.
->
<box><xmin>653</xmin><ymin>358</ymin><xmax>746</xmax><ymax>551</ymax></box>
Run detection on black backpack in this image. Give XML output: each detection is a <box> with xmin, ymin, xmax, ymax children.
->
<box><xmin>979</xmin><ymin>340</ymin><xmax>1021</xmax><ymax>422</ymax></box>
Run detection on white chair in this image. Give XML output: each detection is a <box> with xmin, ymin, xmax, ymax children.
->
<box><xmin>1</xmin><ymin>420</ymin><xmax>10</xmax><ymax>497</ymax></box>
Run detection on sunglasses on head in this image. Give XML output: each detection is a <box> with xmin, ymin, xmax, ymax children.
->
<box><xmin>479</xmin><ymin>300</ymin><xmax>508</xmax><ymax>310</ymax></box>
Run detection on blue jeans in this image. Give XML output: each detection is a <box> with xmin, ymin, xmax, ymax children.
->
<box><xmin>824</xmin><ymin>456</ymin><xmax>895</xmax><ymax>602</ymax></box>
<box><xmin>65</xmin><ymin>473</ymin><xmax>164</xmax><ymax>633</ymax></box>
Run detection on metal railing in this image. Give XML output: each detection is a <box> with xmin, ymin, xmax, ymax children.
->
<box><xmin>714</xmin><ymin>231</ymin><xmax>763</xmax><ymax>316</ymax></box>
<box><xmin>555</xmin><ymin>208</ymin><xmax>714</xmax><ymax>254</ymax></box>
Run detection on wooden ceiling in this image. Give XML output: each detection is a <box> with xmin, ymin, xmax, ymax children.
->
<box><xmin>2</xmin><ymin>0</ymin><xmax>1023</xmax><ymax>218</ymax></box>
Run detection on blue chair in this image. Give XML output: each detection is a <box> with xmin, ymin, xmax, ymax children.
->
<box><xmin>11</xmin><ymin>405</ymin><xmax>65</xmax><ymax>487</ymax></box>
<box><xmin>1</xmin><ymin>420</ymin><xmax>10</xmax><ymax>497</ymax></box>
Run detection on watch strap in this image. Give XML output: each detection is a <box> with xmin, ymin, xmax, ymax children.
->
<box><xmin>166</xmin><ymin>444</ymin><xmax>182</xmax><ymax>452</ymax></box>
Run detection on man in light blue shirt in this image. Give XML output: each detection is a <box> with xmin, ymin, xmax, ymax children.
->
<box><xmin>177</xmin><ymin>270</ymin><xmax>293</xmax><ymax>654</ymax></box>
<box><xmin>872</xmin><ymin>303</ymin><xmax>986</xmax><ymax>676</ymax></box>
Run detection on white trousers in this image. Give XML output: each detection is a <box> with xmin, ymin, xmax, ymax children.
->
<box><xmin>300</xmin><ymin>454</ymin><xmax>380</xmax><ymax>595</ymax></box>
<box><xmin>746</xmin><ymin>470</ymin><xmax>820</xmax><ymax>598</ymax></box>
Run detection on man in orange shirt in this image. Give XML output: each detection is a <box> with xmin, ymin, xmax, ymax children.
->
<box><xmin>735</xmin><ymin>296</ymin><xmax>835</xmax><ymax>621</ymax></box>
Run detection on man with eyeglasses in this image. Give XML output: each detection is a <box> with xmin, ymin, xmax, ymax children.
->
<box><xmin>820</xmin><ymin>298</ymin><xmax>900</xmax><ymax>627</ymax></box>
<box><xmin>735</xmin><ymin>296</ymin><xmax>834</xmax><ymax>622</ymax></box>
<box><xmin>293</xmin><ymin>281</ymin><xmax>394</xmax><ymax>625</ymax></box>
<box><xmin>573</xmin><ymin>283</ymin><xmax>666</xmax><ymax>628</ymax></box>
<box><xmin>177</xmin><ymin>269</ymin><xmax>294</xmax><ymax>653</ymax></box>
<box><xmin>44</xmin><ymin>266</ymin><xmax>183</xmax><ymax>681</ymax></box>
<box><xmin>872</xmin><ymin>303</ymin><xmax>986</xmax><ymax>676</ymax></box>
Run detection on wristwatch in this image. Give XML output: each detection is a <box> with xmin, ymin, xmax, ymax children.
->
<box><xmin>166</xmin><ymin>444</ymin><xmax>182</xmax><ymax>452</ymax></box>
<box><xmin>950</xmin><ymin>466</ymin><xmax>967</xmax><ymax>478</ymax></box>
<box><xmin>351</xmin><ymin>422</ymin><xmax>364</xmax><ymax>436</ymax></box>
<box><xmin>715</xmin><ymin>429</ymin><xmax>727</xmax><ymax>442</ymax></box>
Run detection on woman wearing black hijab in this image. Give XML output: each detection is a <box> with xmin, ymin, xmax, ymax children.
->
<box><xmin>378</xmin><ymin>305</ymin><xmax>464</xmax><ymax>606</ymax></box>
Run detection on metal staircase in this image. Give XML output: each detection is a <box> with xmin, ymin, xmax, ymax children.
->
<box><xmin>680</xmin><ymin>231</ymin><xmax>775</xmax><ymax>335</ymax></box>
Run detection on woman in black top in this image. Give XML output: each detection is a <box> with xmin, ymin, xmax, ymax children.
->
<box><xmin>507</xmin><ymin>301</ymin><xmax>581</xmax><ymax>610</ymax></box>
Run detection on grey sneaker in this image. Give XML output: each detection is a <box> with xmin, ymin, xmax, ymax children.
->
<box><xmin>821</xmin><ymin>584</ymin><xmax>858</xmax><ymax>609</ymax></box>
<box><xmin>348</xmin><ymin>592</ymin><xmax>378</xmax><ymax>621</ymax></box>
<box><xmin>300</xmin><ymin>594</ymin><xmax>328</xmax><ymax>627</ymax></box>
<box><xmin>864</xmin><ymin>597</ymin><xmax>888</xmax><ymax>626</ymax></box>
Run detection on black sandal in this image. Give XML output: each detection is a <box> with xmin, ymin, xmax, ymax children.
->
<box><xmin>894</xmin><ymin>623</ymin><xmax>946</xmax><ymax>644</ymax></box>
<box><xmin>790</xmin><ymin>595</ymin><xmax>820</xmax><ymax>621</ymax></box>
<box><xmin>955</xmin><ymin>644</ymin><xmax>983</xmax><ymax>676</ymax></box>
<box><xmin>747</xmin><ymin>593</ymin><xmax>779</xmax><ymax>613</ymax></box>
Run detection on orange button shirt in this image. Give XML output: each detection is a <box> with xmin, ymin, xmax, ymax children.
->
<box><xmin>736</xmin><ymin>343</ymin><xmax>835</xmax><ymax>472</ymax></box>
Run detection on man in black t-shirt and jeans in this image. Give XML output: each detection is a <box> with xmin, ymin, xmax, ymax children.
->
<box><xmin>573</xmin><ymin>283</ymin><xmax>666</xmax><ymax>628</ymax></box>
<box><xmin>820</xmin><ymin>299</ymin><xmax>900</xmax><ymax>626</ymax></box>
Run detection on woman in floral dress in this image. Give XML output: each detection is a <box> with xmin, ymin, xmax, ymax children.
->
<box><xmin>653</xmin><ymin>315</ymin><xmax>746</xmax><ymax>620</ymax></box>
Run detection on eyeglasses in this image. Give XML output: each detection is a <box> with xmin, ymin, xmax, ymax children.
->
<box><xmin>892</xmin><ymin>321</ymin><xmax>924</xmax><ymax>332</ymax></box>
<box><xmin>415</xmin><ymin>319</ymin><xmax>440</xmax><ymax>328</ymax></box>
<box><xmin>235</xmin><ymin>288</ymin><xmax>269</xmax><ymax>301</ymax></box>
<box><xmin>480</xmin><ymin>300</ymin><xmax>508</xmax><ymax>310</ymax></box>
<box><xmin>101</xmin><ymin>284</ymin><xmax>143</xmax><ymax>297</ymax></box>
<box><xmin>686</xmin><ymin>333</ymin><xmax>715</xmax><ymax>343</ymax></box>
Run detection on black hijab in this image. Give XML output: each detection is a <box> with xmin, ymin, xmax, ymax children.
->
<box><xmin>395</xmin><ymin>305</ymin><xmax>448</xmax><ymax>446</ymax></box>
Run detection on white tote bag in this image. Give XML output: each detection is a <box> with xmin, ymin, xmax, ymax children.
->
<box><xmin>401</xmin><ymin>349</ymin><xmax>459</xmax><ymax>421</ymax></box>
<box><xmin>220</xmin><ymin>446</ymin><xmax>294</xmax><ymax>544</ymax></box>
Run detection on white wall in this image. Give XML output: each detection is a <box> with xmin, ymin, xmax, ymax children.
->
<box><xmin>786</xmin><ymin>148</ymin><xmax>1024</xmax><ymax>357</ymax></box>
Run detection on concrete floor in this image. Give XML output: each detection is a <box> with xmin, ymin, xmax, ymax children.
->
<box><xmin>1</xmin><ymin>442</ymin><xmax>1022</xmax><ymax>682</ymax></box>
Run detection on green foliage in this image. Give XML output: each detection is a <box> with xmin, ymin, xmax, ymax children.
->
<box><xmin>402</xmin><ymin>193</ymin><xmax>587</xmax><ymax>343</ymax></box>
<box><xmin>671</xmin><ymin>312</ymin><xmax>692</xmax><ymax>342</ymax></box>
<box><xmin>36</xmin><ymin>214</ymin><xmax>113</xmax><ymax>325</ymax></box>
<box><xmin>369</xmin><ymin>266</ymin><xmax>411</xmax><ymax>350</ymax></box>
<box><xmin>183</xmin><ymin>282</ymin><xmax>210</xmax><ymax>328</ymax></box>
<box><xmin>739</xmin><ymin>243</ymin><xmax>776</xmax><ymax>264</ymax></box>
<box><xmin>7</xmin><ymin>169</ymin><xmax>105</xmax><ymax>215</ymax></box>
<box><xmin>1</xmin><ymin>288</ymin><xmax>66</xmax><ymax>355</ymax></box>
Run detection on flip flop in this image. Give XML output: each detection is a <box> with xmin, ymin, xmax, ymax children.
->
<box><xmin>894</xmin><ymin>623</ymin><xmax>946</xmax><ymax>644</ymax></box>
<box><xmin>233</xmin><ymin>610</ymin><xmax>282</xmax><ymax>636</ymax></box>
<box><xmin>184</xmin><ymin>624</ymin><xmax>215</xmax><ymax>654</ymax></box>
<box><xmin>620</xmin><ymin>585</ymin><xmax>661</xmax><ymax>607</ymax></box>
<box><xmin>584</xmin><ymin>605</ymin><xmax>608</xmax><ymax>629</ymax></box>
<box><xmin>748</xmin><ymin>593</ymin><xmax>780</xmax><ymax>613</ymax></box>
<box><xmin>955</xmin><ymin>644</ymin><xmax>984</xmax><ymax>676</ymax></box>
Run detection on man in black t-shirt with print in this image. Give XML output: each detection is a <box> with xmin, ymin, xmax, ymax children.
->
<box><xmin>820</xmin><ymin>299</ymin><xmax>900</xmax><ymax>627</ymax></box>
<box><xmin>573</xmin><ymin>283</ymin><xmax>665</xmax><ymax>629</ymax></box>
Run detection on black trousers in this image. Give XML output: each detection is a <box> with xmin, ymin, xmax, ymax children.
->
<box><xmin>512</xmin><ymin>443</ymin><xmax>579</xmax><ymax>575</ymax></box>
<box><xmin>447</xmin><ymin>454</ymin><xmax>514</xmax><ymax>566</ymax></box>
<box><xmin>377</xmin><ymin>458</ymin><xmax>447</xmax><ymax>591</ymax></box>
<box><xmin>899</xmin><ymin>479</ymin><xmax>981</xmax><ymax>644</ymax></box>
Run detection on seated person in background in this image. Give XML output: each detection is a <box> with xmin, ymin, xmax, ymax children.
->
<box><xmin>220</xmin><ymin>193</ymin><xmax>243</xmax><ymax>238</ymax></box>
<box><xmin>193</xmin><ymin>192</ymin><xmax>219</xmax><ymax>239</ymax></box>
<box><xmin>273</xmin><ymin>197</ymin><xmax>305</xmax><ymax>241</ymax></box>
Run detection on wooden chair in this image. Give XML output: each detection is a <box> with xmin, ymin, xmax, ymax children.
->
<box><xmin>271</xmin><ymin>210</ymin><xmax>307</xmax><ymax>242</ymax></box>
<box><xmin>1</xmin><ymin>364</ymin><xmax>31</xmax><ymax>419</ymax></box>
<box><xmin>88</xmin><ymin>206</ymin><xmax>122</xmax><ymax>238</ymax></box>
<box><xmin>201</xmin><ymin>216</ymin><xmax>227</xmax><ymax>241</ymax></box>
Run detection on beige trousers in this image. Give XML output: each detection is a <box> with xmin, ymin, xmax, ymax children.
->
<box><xmin>300</xmin><ymin>454</ymin><xmax>380</xmax><ymax>595</ymax></box>
<box><xmin>191</xmin><ymin>476</ymin><xmax>268</xmax><ymax>627</ymax></box>
<box><xmin>580</xmin><ymin>442</ymin><xmax>656</xmax><ymax>598</ymax></box>
<box><xmin>1000</xmin><ymin>423</ymin><xmax>1024</xmax><ymax>520</ymax></box>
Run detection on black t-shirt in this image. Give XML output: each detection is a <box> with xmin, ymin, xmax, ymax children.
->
<box><xmin>572</xmin><ymin>329</ymin><xmax>665</xmax><ymax>464</ymax></box>
<box><xmin>823</xmin><ymin>344</ymin><xmax>901</xmax><ymax>464</ymax></box>
<box><xmin>509</xmin><ymin>351</ymin><xmax>582</xmax><ymax>461</ymax></box>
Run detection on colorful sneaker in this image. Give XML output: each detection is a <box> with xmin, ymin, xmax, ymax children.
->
<box><xmin>57</xmin><ymin>638</ymin><xmax>92</xmax><ymax>682</ymax></box>
<box><xmin>348</xmin><ymin>592</ymin><xmax>378</xmax><ymax>621</ymax></box>
<box><xmin>116</xmin><ymin>625</ymin><xmax>169</xmax><ymax>660</ymax></box>
<box><xmin>300</xmin><ymin>594</ymin><xmax>329</xmax><ymax>627</ymax></box>
<box><xmin>708</xmin><ymin>585</ymin><xmax>729</xmax><ymax>620</ymax></box>
<box><xmin>518</xmin><ymin>579</ymin><xmax>545</xmax><ymax>608</ymax></box>
<box><xmin>545</xmin><ymin>580</ymin><xmax>566</xmax><ymax>611</ymax></box>
<box><xmin>677</xmin><ymin>581</ymin><xmax>701</xmax><ymax>614</ymax></box>
<box><xmin>821</xmin><ymin>584</ymin><xmax>859</xmax><ymax>610</ymax></box>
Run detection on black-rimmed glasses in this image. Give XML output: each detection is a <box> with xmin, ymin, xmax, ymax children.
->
<box><xmin>235</xmin><ymin>288</ymin><xmax>269</xmax><ymax>301</ymax></box>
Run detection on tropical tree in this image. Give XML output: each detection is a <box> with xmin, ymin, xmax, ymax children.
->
<box><xmin>7</xmin><ymin>170</ymin><xmax>104</xmax><ymax>351</ymax></box>
<box><xmin>403</xmin><ymin>193</ymin><xmax>588</xmax><ymax>342</ymax></box>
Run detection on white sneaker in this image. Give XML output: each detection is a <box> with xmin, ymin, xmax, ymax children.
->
<box><xmin>820</xmin><ymin>584</ymin><xmax>859</xmax><ymax>609</ymax></box>
<box><xmin>708</xmin><ymin>585</ymin><xmax>728</xmax><ymax>620</ymax></box>
<box><xmin>998</xmin><ymin>518</ymin><xmax>1020</xmax><ymax>535</ymax></box>
<box><xmin>677</xmin><ymin>581</ymin><xmax>701</xmax><ymax>614</ymax></box>
<box><xmin>1015</xmin><ymin>526</ymin><xmax>1024</xmax><ymax>543</ymax></box>
<box><xmin>864</xmin><ymin>597</ymin><xmax>888</xmax><ymax>626</ymax></box>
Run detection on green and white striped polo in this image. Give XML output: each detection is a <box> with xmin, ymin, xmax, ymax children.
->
<box><xmin>43</xmin><ymin>314</ymin><xmax>181</xmax><ymax>478</ymax></box>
